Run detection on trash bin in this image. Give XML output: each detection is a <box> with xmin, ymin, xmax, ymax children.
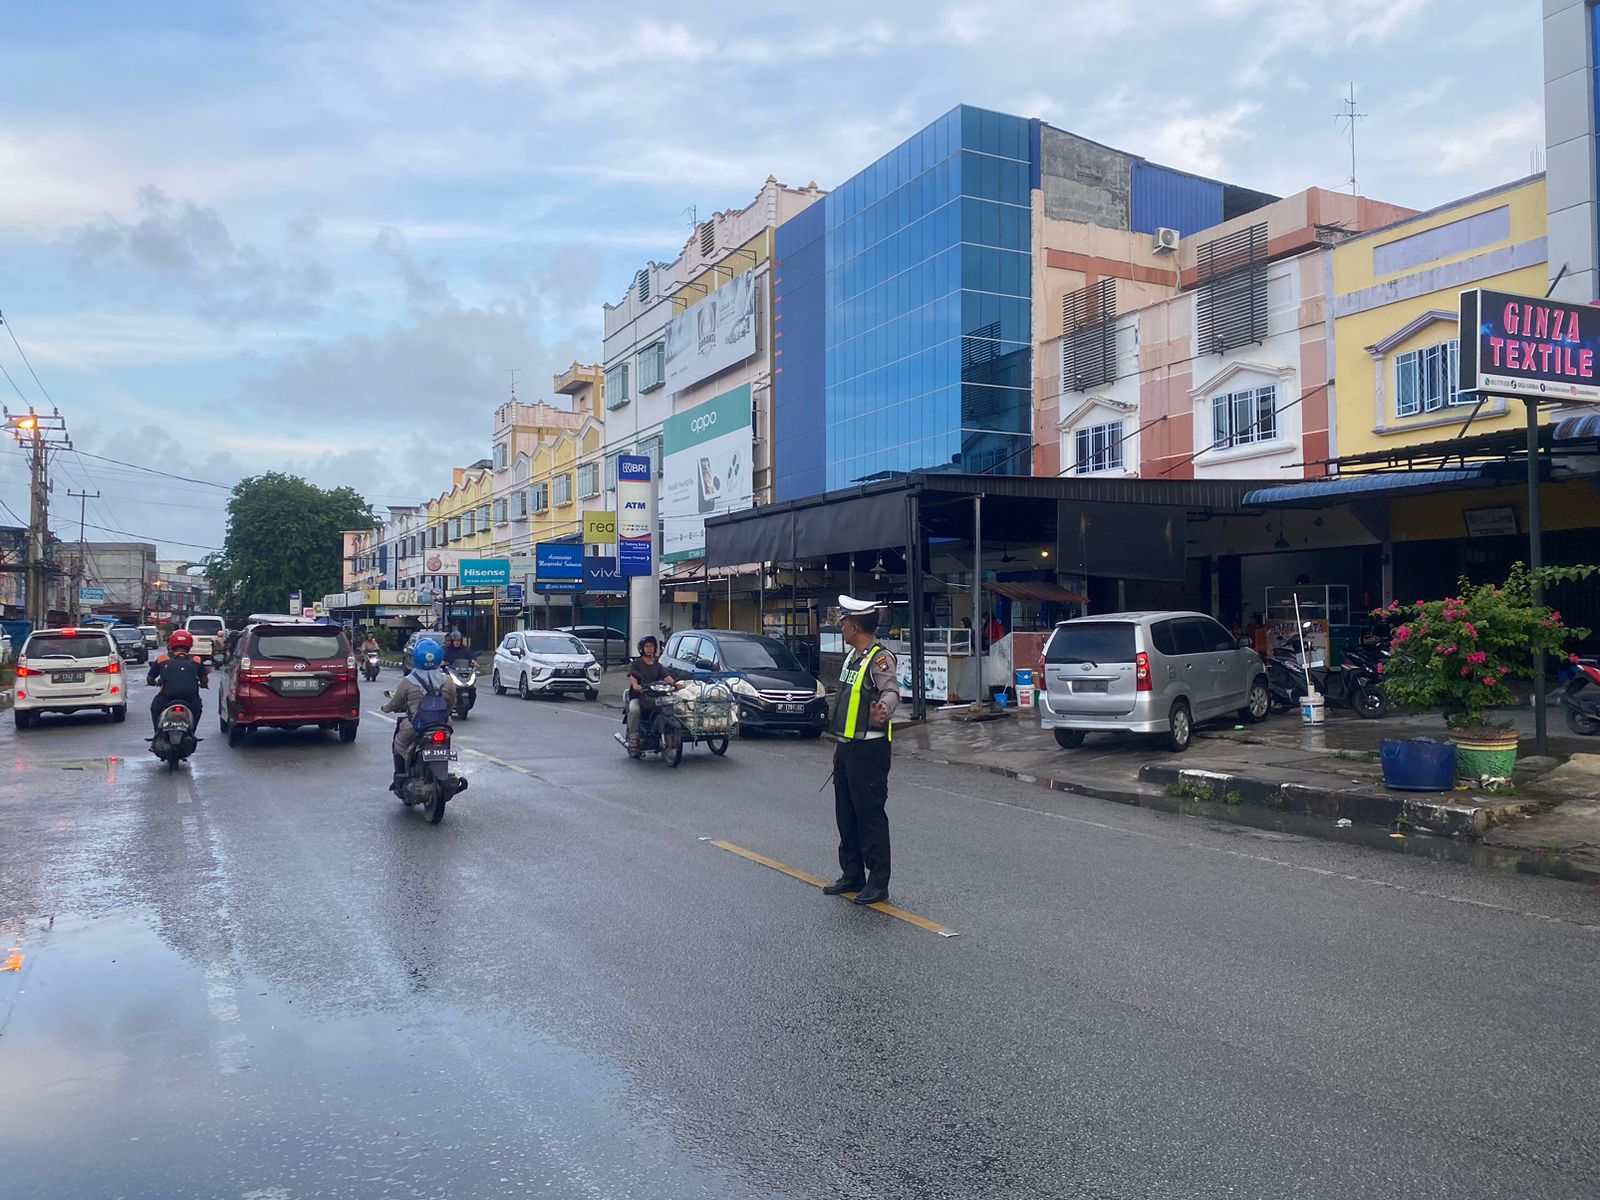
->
<box><xmin>1379</xmin><ymin>738</ymin><xmax>1457</xmax><ymax>791</ymax></box>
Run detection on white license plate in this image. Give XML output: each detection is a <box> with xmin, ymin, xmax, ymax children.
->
<box><xmin>279</xmin><ymin>677</ymin><xmax>322</xmax><ymax>693</ymax></box>
<box><xmin>777</xmin><ymin>703</ymin><xmax>806</xmax><ymax>714</ymax></box>
<box><xmin>419</xmin><ymin>746</ymin><xmax>452</xmax><ymax>761</ymax></box>
<box><xmin>1073</xmin><ymin>680</ymin><xmax>1109</xmax><ymax>694</ymax></box>
<box><xmin>55</xmin><ymin>670</ymin><xmax>86</xmax><ymax>683</ymax></box>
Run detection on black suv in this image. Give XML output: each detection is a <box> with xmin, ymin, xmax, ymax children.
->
<box><xmin>662</xmin><ymin>630</ymin><xmax>828</xmax><ymax>737</ymax></box>
<box><xmin>109</xmin><ymin>624</ymin><xmax>148</xmax><ymax>665</ymax></box>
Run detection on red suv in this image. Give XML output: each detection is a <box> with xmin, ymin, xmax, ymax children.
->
<box><xmin>221</xmin><ymin>621</ymin><xmax>360</xmax><ymax>746</ymax></box>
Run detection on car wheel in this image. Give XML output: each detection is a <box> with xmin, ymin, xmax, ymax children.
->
<box><xmin>228</xmin><ymin>720</ymin><xmax>244</xmax><ymax>748</ymax></box>
<box><xmin>1053</xmin><ymin>728</ymin><xmax>1086</xmax><ymax>749</ymax></box>
<box><xmin>1164</xmin><ymin>700</ymin><xmax>1193</xmax><ymax>753</ymax></box>
<box><xmin>111</xmin><ymin>706</ymin><xmax>127</xmax><ymax>724</ymax></box>
<box><xmin>518</xmin><ymin>674</ymin><xmax>531</xmax><ymax>700</ymax></box>
<box><xmin>584</xmin><ymin>688</ymin><xmax>598</xmax><ymax>701</ymax></box>
<box><xmin>1240</xmin><ymin>677</ymin><xmax>1271</xmax><ymax>723</ymax></box>
<box><xmin>219</xmin><ymin>708</ymin><xmax>230</xmax><ymax>732</ymax></box>
<box><xmin>339</xmin><ymin>722</ymin><xmax>358</xmax><ymax>744</ymax></box>
<box><xmin>14</xmin><ymin>710</ymin><xmax>33</xmax><ymax>731</ymax></box>
<box><xmin>492</xmin><ymin>670</ymin><xmax>506</xmax><ymax>696</ymax></box>
<box><xmin>800</xmin><ymin>727</ymin><xmax>822</xmax><ymax>740</ymax></box>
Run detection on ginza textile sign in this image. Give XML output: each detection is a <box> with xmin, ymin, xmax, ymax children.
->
<box><xmin>1459</xmin><ymin>288</ymin><xmax>1600</xmax><ymax>404</ymax></box>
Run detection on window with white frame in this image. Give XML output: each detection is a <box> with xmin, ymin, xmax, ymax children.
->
<box><xmin>553</xmin><ymin>473</ymin><xmax>573</xmax><ymax>506</ymax></box>
<box><xmin>494</xmin><ymin>442</ymin><xmax>508</xmax><ymax>470</ymax></box>
<box><xmin>532</xmin><ymin>482</ymin><xmax>549</xmax><ymax>512</ymax></box>
<box><xmin>637</xmin><ymin>342</ymin><xmax>666</xmax><ymax>393</ymax></box>
<box><xmin>493</xmin><ymin>498</ymin><xmax>508</xmax><ymax>525</ymax></box>
<box><xmin>578</xmin><ymin>461</ymin><xmax>600</xmax><ymax>499</ymax></box>
<box><xmin>462</xmin><ymin>511</ymin><xmax>475</xmax><ymax>536</ymax></box>
<box><xmin>1073</xmin><ymin>420</ymin><xmax>1125</xmax><ymax>474</ymax></box>
<box><xmin>605</xmin><ymin>452</ymin><xmax>621</xmax><ymax>492</ymax></box>
<box><xmin>476</xmin><ymin>504</ymin><xmax>490</xmax><ymax>530</ymax></box>
<box><xmin>639</xmin><ymin>435</ymin><xmax>662</xmax><ymax>476</ymax></box>
<box><xmin>1211</xmin><ymin>385</ymin><xmax>1278</xmax><ymax>449</ymax></box>
<box><xmin>1394</xmin><ymin>340</ymin><xmax>1463</xmax><ymax>417</ymax></box>
<box><xmin>513</xmin><ymin>489</ymin><xmax>529</xmax><ymax>519</ymax></box>
<box><xmin>605</xmin><ymin>363</ymin><xmax>630</xmax><ymax>409</ymax></box>
<box><xmin>448</xmin><ymin>518</ymin><xmax>461</xmax><ymax>541</ymax></box>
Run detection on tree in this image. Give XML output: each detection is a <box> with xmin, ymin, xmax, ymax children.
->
<box><xmin>205</xmin><ymin>473</ymin><xmax>376</xmax><ymax>621</ymax></box>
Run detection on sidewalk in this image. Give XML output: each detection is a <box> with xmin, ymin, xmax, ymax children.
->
<box><xmin>893</xmin><ymin>702</ymin><xmax>1600</xmax><ymax>885</ymax></box>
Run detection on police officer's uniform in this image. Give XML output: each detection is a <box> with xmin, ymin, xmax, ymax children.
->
<box><xmin>827</xmin><ymin>596</ymin><xmax>900</xmax><ymax>904</ymax></box>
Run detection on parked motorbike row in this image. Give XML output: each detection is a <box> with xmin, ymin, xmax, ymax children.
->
<box><xmin>1264</xmin><ymin>625</ymin><xmax>1389</xmax><ymax>720</ymax></box>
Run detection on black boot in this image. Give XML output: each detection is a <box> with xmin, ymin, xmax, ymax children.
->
<box><xmin>823</xmin><ymin>875</ymin><xmax>864</xmax><ymax>895</ymax></box>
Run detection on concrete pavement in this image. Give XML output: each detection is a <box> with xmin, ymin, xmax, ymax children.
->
<box><xmin>1</xmin><ymin>668</ymin><xmax>1598</xmax><ymax>1198</ymax></box>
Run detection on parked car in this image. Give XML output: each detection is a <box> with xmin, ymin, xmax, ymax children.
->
<box><xmin>663</xmin><ymin>630</ymin><xmax>828</xmax><ymax>737</ymax></box>
<box><xmin>109</xmin><ymin>624</ymin><xmax>149</xmax><ymax>665</ymax></box>
<box><xmin>13</xmin><ymin>626</ymin><xmax>129</xmax><ymax>729</ymax></box>
<box><xmin>138</xmin><ymin>624</ymin><xmax>160</xmax><ymax>649</ymax></box>
<box><xmin>493</xmin><ymin>631</ymin><xmax>602</xmax><ymax>700</ymax></box>
<box><xmin>556</xmin><ymin>624</ymin><xmax>629</xmax><ymax>668</ymax></box>
<box><xmin>1037</xmin><ymin>611</ymin><xmax>1269</xmax><ymax>753</ymax></box>
<box><xmin>220</xmin><ymin>621</ymin><xmax>359</xmax><ymax>745</ymax></box>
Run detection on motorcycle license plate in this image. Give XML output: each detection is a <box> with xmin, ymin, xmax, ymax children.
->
<box><xmin>55</xmin><ymin>670</ymin><xmax>86</xmax><ymax>683</ymax></box>
<box><xmin>419</xmin><ymin>746</ymin><xmax>452</xmax><ymax>761</ymax></box>
<box><xmin>777</xmin><ymin>703</ymin><xmax>806</xmax><ymax>714</ymax></box>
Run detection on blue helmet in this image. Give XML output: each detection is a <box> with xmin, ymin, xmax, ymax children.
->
<box><xmin>411</xmin><ymin>638</ymin><xmax>443</xmax><ymax>670</ymax></box>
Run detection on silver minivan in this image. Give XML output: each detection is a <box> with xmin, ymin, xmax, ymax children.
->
<box><xmin>1038</xmin><ymin>611</ymin><xmax>1269</xmax><ymax>752</ymax></box>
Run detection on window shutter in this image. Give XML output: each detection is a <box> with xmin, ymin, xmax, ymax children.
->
<box><xmin>1061</xmin><ymin>279</ymin><xmax>1117</xmax><ymax>392</ymax></box>
<box><xmin>1195</xmin><ymin>223</ymin><xmax>1268</xmax><ymax>355</ymax></box>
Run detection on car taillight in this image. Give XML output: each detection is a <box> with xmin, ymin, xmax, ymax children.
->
<box><xmin>239</xmin><ymin>656</ymin><xmax>252</xmax><ymax>671</ymax></box>
<box><xmin>346</xmin><ymin>655</ymin><xmax>356</xmax><ymax>670</ymax></box>
<box><xmin>1135</xmin><ymin>651</ymin><xmax>1152</xmax><ymax>691</ymax></box>
<box><xmin>14</xmin><ymin>666</ymin><xmax>28</xmax><ymax>678</ymax></box>
<box><xmin>430</xmin><ymin>730</ymin><xmax>447</xmax><ymax>744</ymax></box>
<box><xmin>95</xmin><ymin>662</ymin><xmax>121</xmax><ymax>674</ymax></box>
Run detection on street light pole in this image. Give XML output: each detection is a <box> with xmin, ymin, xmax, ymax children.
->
<box><xmin>1526</xmin><ymin>398</ymin><xmax>1547</xmax><ymax>758</ymax></box>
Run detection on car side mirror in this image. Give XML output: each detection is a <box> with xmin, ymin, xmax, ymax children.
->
<box><xmin>1237</xmin><ymin>637</ymin><xmax>1254</xmax><ymax>650</ymax></box>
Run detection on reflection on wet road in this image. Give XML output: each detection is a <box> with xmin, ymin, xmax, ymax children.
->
<box><xmin>2</xmin><ymin>681</ymin><xmax>1598</xmax><ymax>1198</ymax></box>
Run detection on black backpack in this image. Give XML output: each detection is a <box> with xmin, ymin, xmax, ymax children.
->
<box><xmin>161</xmin><ymin>655</ymin><xmax>201</xmax><ymax>697</ymax></box>
<box><xmin>411</xmin><ymin>676</ymin><xmax>451</xmax><ymax>735</ymax></box>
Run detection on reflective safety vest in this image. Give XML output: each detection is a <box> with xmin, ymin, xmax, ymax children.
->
<box><xmin>829</xmin><ymin>644</ymin><xmax>893</xmax><ymax>741</ymax></box>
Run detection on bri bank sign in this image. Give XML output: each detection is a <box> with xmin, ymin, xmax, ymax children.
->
<box><xmin>616</xmin><ymin>454</ymin><xmax>653</xmax><ymax>577</ymax></box>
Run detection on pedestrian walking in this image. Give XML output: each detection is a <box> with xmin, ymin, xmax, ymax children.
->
<box><xmin>823</xmin><ymin>595</ymin><xmax>900</xmax><ymax>907</ymax></box>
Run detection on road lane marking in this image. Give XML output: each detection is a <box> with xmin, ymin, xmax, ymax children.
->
<box><xmin>703</xmin><ymin>838</ymin><xmax>959</xmax><ymax>937</ymax></box>
<box><xmin>462</xmin><ymin>747</ymin><xmax>531</xmax><ymax>775</ymax></box>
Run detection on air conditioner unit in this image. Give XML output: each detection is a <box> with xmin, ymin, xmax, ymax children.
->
<box><xmin>1152</xmin><ymin>227</ymin><xmax>1180</xmax><ymax>253</ymax></box>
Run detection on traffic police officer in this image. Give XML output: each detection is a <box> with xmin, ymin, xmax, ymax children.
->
<box><xmin>823</xmin><ymin>595</ymin><xmax>900</xmax><ymax>907</ymax></box>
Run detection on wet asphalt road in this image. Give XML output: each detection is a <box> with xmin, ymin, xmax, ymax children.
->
<box><xmin>1</xmin><ymin>672</ymin><xmax>1598</xmax><ymax>1200</ymax></box>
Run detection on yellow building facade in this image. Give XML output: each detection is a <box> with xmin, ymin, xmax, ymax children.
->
<box><xmin>1331</xmin><ymin>176</ymin><xmax>1549</xmax><ymax>460</ymax></box>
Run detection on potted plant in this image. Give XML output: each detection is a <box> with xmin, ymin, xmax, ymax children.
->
<box><xmin>1378</xmin><ymin>564</ymin><xmax>1593</xmax><ymax>785</ymax></box>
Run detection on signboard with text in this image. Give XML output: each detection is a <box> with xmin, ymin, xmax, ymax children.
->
<box><xmin>1460</xmin><ymin>287</ymin><xmax>1600</xmax><ymax>404</ymax></box>
<box><xmin>664</xmin><ymin>268</ymin><xmax>758</xmax><ymax>394</ymax></box>
<box><xmin>583</xmin><ymin>556</ymin><xmax>627</xmax><ymax>595</ymax></box>
<box><xmin>458</xmin><ymin>558</ymin><xmax>511</xmax><ymax>587</ymax></box>
<box><xmin>617</xmin><ymin>454</ymin><xmax>653</xmax><ymax>577</ymax></box>
<box><xmin>662</xmin><ymin>383</ymin><xmax>753</xmax><ymax>563</ymax></box>
<box><xmin>79</xmin><ymin>587</ymin><xmax>106</xmax><ymax>604</ymax></box>
<box><xmin>583</xmin><ymin>511</ymin><xmax>618</xmax><ymax>545</ymax></box>
<box><xmin>535</xmin><ymin>542</ymin><xmax>584</xmax><ymax>594</ymax></box>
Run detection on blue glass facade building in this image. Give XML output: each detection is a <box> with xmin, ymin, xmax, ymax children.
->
<box><xmin>773</xmin><ymin>104</ymin><xmax>1251</xmax><ymax>501</ymax></box>
<box><xmin>775</xmin><ymin>106</ymin><xmax>1035</xmax><ymax>498</ymax></box>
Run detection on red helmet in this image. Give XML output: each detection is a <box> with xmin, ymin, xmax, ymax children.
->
<box><xmin>168</xmin><ymin>631</ymin><xmax>194</xmax><ymax>652</ymax></box>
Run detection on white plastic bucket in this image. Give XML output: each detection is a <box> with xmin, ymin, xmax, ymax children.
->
<box><xmin>1300</xmin><ymin>693</ymin><xmax>1326</xmax><ymax>726</ymax></box>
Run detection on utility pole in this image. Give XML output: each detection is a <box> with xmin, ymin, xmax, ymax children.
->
<box><xmin>4</xmin><ymin>407</ymin><xmax>70</xmax><ymax>625</ymax></box>
<box><xmin>66</xmin><ymin>488</ymin><xmax>99</xmax><ymax>623</ymax></box>
<box><xmin>1336</xmin><ymin>82</ymin><xmax>1367</xmax><ymax>196</ymax></box>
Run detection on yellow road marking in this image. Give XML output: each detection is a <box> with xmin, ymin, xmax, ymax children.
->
<box><xmin>705</xmin><ymin>839</ymin><xmax>959</xmax><ymax>937</ymax></box>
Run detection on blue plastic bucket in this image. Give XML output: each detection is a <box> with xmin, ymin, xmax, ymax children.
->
<box><xmin>1379</xmin><ymin>738</ymin><xmax>1457</xmax><ymax>792</ymax></box>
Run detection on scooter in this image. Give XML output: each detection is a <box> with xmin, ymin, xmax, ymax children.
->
<box><xmin>150</xmin><ymin>702</ymin><xmax>199</xmax><ymax>771</ymax></box>
<box><xmin>362</xmin><ymin>650</ymin><xmax>381</xmax><ymax>681</ymax></box>
<box><xmin>615</xmin><ymin>682</ymin><xmax>689</xmax><ymax>767</ymax></box>
<box><xmin>1560</xmin><ymin>656</ymin><xmax>1600</xmax><ymax>735</ymax></box>
<box><xmin>447</xmin><ymin>663</ymin><xmax>477</xmax><ymax>719</ymax></box>
<box><xmin>1266</xmin><ymin>629</ymin><xmax>1388</xmax><ymax>719</ymax></box>
<box><xmin>384</xmin><ymin>689</ymin><xmax>466</xmax><ymax>824</ymax></box>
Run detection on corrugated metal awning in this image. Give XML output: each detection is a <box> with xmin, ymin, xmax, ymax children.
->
<box><xmin>1242</xmin><ymin>468</ymin><xmax>1493</xmax><ymax>508</ymax></box>
<box><xmin>1554</xmin><ymin>412</ymin><xmax>1600</xmax><ymax>441</ymax></box>
<box><xmin>986</xmin><ymin>580</ymin><xmax>1088</xmax><ymax>604</ymax></box>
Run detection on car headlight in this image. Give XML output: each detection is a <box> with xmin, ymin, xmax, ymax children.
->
<box><xmin>586</xmin><ymin>664</ymin><xmax>601</xmax><ymax>680</ymax></box>
<box><xmin>730</xmin><ymin>677</ymin><xmax>760</xmax><ymax>700</ymax></box>
<box><xmin>813</xmin><ymin>681</ymin><xmax>827</xmax><ymax>699</ymax></box>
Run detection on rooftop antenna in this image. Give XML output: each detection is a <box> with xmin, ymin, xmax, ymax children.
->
<box><xmin>683</xmin><ymin>204</ymin><xmax>698</xmax><ymax>229</ymax></box>
<box><xmin>508</xmin><ymin>367</ymin><xmax>519</xmax><ymax>400</ymax></box>
<box><xmin>1335</xmin><ymin>82</ymin><xmax>1367</xmax><ymax>196</ymax></box>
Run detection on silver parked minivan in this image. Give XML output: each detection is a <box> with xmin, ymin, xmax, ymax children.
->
<box><xmin>1037</xmin><ymin>611</ymin><xmax>1270</xmax><ymax>752</ymax></box>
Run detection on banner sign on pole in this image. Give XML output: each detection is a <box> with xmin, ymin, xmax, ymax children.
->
<box><xmin>1459</xmin><ymin>287</ymin><xmax>1600</xmax><ymax>404</ymax></box>
<box><xmin>536</xmin><ymin>543</ymin><xmax>584</xmax><ymax>594</ymax></box>
<box><xmin>288</xmin><ymin>590</ymin><xmax>302</xmax><ymax>616</ymax></box>
<box><xmin>583</xmin><ymin>511</ymin><xmax>618</xmax><ymax>545</ymax></box>
<box><xmin>617</xmin><ymin>455</ymin><xmax>653</xmax><ymax>577</ymax></box>
<box><xmin>583</xmin><ymin>556</ymin><xmax>627</xmax><ymax>595</ymax></box>
<box><xmin>458</xmin><ymin>558</ymin><xmax>511</xmax><ymax>587</ymax></box>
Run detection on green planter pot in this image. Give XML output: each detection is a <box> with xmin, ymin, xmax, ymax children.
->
<box><xmin>1451</xmin><ymin>732</ymin><xmax>1519</xmax><ymax>784</ymax></box>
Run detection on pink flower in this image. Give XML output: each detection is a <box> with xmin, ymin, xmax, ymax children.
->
<box><xmin>1467</xmin><ymin>651</ymin><xmax>1487</xmax><ymax>666</ymax></box>
<box><xmin>1392</xmin><ymin>626</ymin><xmax>1412</xmax><ymax>645</ymax></box>
<box><xmin>1498</xmin><ymin>666</ymin><xmax>1509</xmax><ymax>675</ymax></box>
<box><xmin>1462</xmin><ymin>623</ymin><xmax>1478</xmax><ymax>638</ymax></box>
<box><xmin>1376</xmin><ymin>662</ymin><xmax>1385</xmax><ymax>674</ymax></box>
<box><xmin>1444</xmin><ymin>612</ymin><xmax>1456</xmax><ymax>623</ymax></box>
<box><xmin>1388</xmin><ymin>600</ymin><xmax>1400</xmax><ymax>610</ymax></box>
<box><xmin>1483</xmin><ymin>677</ymin><xmax>1496</xmax><ymax>687</ymax></box>
<box><xmin>1552</xmin><ymin>611</ymin><xmax>1562</xmax><ymax>620</ymax></box>
<box><xmin>1460</xmin><ymin>667</ymin><xmax>1471</xmax><ymax>677</ymax></box>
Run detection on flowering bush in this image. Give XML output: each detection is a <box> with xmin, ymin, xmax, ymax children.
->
<box><xmin>1376</xmin><ymin>563</ymin><xmax>1592</xmax><ymax>735</ymax></box>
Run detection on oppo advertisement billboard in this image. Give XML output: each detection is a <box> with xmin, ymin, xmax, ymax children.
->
<box><xmin>664</xmin><ymin>269</ymin><xmax>757</xmax><ymax>394</ymax></box>
<box><xmin>661</xmin><ymin>384</ymin><xmax>753</xmax><ymax>563</ymax></box>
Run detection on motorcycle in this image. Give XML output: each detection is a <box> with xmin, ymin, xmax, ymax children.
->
<box><xmin>1560</xmin><ymin>656</ymin><xmax>1600</xmax><ymax>735</ymax></box>
<box><xmin>384</xmin><ymin>690</ymin><xmax>465</xmax><ymax>824</ymax></box>
<box><xmin>614</xmin><ymin>680</ymin><xmax>736</xmax><ymax>767</ymax></box>
<box><xmin>150</xmin><ymin>702</ymin><xmax>199</xmax><ymax>771</ymax></box>
<box><xmin>362</xmin><ymin>650</ymin><xmax>381</xmax><ymax>681</ymax></box>
<box><xmin>447</xmin><ymin>663</ymin><xmax>477</xmax><ymax>719</ymax></box>
<box><xmin>1266</xmin><ymin>628</ymin><xmax>1388</xmax><ymax>719</ymax></box>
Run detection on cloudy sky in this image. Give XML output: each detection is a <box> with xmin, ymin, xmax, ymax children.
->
<box><xmin>0</xmin><ymin>0</ymin><xmax>1545</xmax><ymax>557</ymax></box>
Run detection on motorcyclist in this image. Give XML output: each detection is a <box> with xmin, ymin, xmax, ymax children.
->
<box><xmin>361</xmin><ymin>632</ymin><xmax>381</xmax><ymax>655</ymax></box>
<box><xmin>626</xmin><ymin>636</ymin><xmax>676</xmax><ymax>752</ymax></box>
<box><xmin>146</xmin><ymin>630</ymin><xmax>209</xmax><ymax>734</ymax></box>
<box><xmin>442</xmin><ymin>632</ymin><xmax>473</xmax><ymax>670</ymax></box>
<box><xmin>381</xmin><ymin>638</ymin><xmax>462</xmax><ymax>795</ymax></box>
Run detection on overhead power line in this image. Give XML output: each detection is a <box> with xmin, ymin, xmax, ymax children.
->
<box><xmin>68</xmin><ymin>447</ymin><xmax>233</xmax><ymax>490</ymax></box>
<box><xmin>0</xmin><ymin>308</ymin><xmax>58</xmax><ymax>409</ymax></box>
<box><xmin>80</xmin><ymin>519</ymin><xmax>220</xmax><ymax>551</ymax></box>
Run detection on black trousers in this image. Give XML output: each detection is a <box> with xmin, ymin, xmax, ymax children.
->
<box><xmin>834</xmin><ymin>737</ymin><xmax>891</xmax><ymax>884</ymax></box>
